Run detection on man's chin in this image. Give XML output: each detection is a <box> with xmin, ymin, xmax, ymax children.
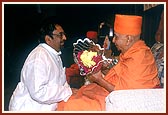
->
<box><xmin>60</xmin><ymin>42</ymin><xmax>64</xmax><ymax>46</ymax></box>
<box><xmin>60</xmin><ymin>44</ymin><xmax>64</xmax><ymax>49</ymax></box>
<box><xmin>117</xmin><ymin>49</ymin><xmax>121</xmax><ymax>51</ymax></box>
<box><xmin>116</xmin><ymin>46</ymin><xmax>120</xmax><ymax>51</ymax></box>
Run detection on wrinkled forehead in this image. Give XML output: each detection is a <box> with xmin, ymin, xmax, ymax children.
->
<box><xmin>114</xmin><ymin>32</ymin><xmax>126</xmax><ymax>37</ymax></box>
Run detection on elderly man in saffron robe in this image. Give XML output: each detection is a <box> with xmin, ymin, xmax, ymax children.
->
<box><xmin>57</xmin><ymin>14</ymin><xmax>160</xmax><ymax>111</ymax></box>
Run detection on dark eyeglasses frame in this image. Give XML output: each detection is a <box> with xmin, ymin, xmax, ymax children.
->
<box><xmin>51</xmin><ymin>32</ymin><xmax>66</xmax><ymax>39</ymax></box>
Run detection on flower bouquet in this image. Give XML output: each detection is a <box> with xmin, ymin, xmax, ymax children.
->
<box><xmin>73</xmin><ymin>38</ymin><xmax>108</xmax><ymax>76</ymax></box>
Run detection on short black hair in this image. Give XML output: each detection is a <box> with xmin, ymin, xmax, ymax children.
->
<box><xmin>38</xmin><ymin>16</ymin><xmax>60</xmax><ymax>43</ymax></box>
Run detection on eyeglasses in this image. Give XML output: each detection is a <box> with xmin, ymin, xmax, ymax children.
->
<box><xmin>51</xmin><ymin>32</ymin><xmax>66</xmax><ymax>39</ymax></box>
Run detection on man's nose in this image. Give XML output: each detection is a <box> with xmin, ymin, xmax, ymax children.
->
<box><xmin>62</xmin><ymin>35</ymin><xmax>66</xmax><ymax>40</ymax></box>
<box><xmin>112</xmin><ymin>37</ymin><xmax>115</xmax><ymax>43</ymax></box>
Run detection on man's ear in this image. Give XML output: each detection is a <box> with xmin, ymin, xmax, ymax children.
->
<box><xmin>127</xmin><ymin>35</ymin><xmax>132</xmax><ymax>45</ymax></box>
<box><xmin>45</xmin><ymin>35</ymin><xmax>52</xmax><ymax>44</ymax></box>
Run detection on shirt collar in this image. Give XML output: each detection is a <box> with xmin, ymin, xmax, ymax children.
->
<box><xmin>40</xmin><ymin>43</ymin><xmax>62</xmax><ymax>56</ymax></box>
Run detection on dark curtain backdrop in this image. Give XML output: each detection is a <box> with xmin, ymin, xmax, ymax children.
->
<box><xmin>141</xmin><ymin>4</ymin><xmax>164</xmax><ymax>48</ymax></box>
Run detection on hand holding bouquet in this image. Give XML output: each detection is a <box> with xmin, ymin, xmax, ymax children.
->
<box><xmin>73</xmin><ymin>38</ymin><xmax>119</xmax><ymax>85</ymax></box>
<box><xmin>73</xmin><ymin>38</ymin><xmax>118</xmax><ymax>76</ymax></box>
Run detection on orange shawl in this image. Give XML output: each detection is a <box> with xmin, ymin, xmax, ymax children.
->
<box><xmin>105</xmin><ymin>40</ymin><xmax>160</xmax><ymax>90</ymax></box>
<box><xmin>57</xmin><ymin>40</ymin><xmax>160</xmax><ymax>111</ymax></box>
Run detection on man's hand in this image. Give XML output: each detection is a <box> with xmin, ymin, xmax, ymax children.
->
<box><xmin>101</xmin><ymin>61</ymin><xmax>112</xmax><ymax>75</ymax></box>
<box><xmin>87</xmin><ymin>70</ymin><xmax>104</xmax><ymax>83</ymax></box>
<box><xmin>71</xmin><ymin>88</ymin><xmax>78</xmax><ymax>95</ymax></box>
<box><xmin>87</xmin><ymin>70</ymin><xmax>115</xmax><ymax>92</ymax></box>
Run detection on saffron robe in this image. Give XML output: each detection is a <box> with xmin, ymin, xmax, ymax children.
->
<box><xmin>57</xmin><ymin>40</ymin><xmax>160</xmax><ymax>111</ymax></box>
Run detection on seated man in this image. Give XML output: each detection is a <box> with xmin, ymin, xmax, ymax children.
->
<box><xmin>57</xmin><ymin>14</ymin><xmax>160</xmax><ymax>111</ymax></box>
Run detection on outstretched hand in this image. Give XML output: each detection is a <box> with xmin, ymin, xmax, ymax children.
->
<box><xmin>88</xmin><ymin>70</ymin><xmax>115</xmax><ymax>92</ymax></box>
<box><xmin>87</xmin><ymin>70</ymin><xmax>104</xmax><ymax>84</ymax></box>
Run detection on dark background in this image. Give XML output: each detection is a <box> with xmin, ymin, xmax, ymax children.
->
<box><xmin>3</xmin><ymin>3</ymin><xmax>164</xmax><ymax>111</ymax></box>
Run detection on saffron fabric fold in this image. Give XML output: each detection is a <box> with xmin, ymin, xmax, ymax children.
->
<box><xmin>57</xmin><ymin>40</ymin><xmax>160</xmax><ymax>111</ymax></box>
